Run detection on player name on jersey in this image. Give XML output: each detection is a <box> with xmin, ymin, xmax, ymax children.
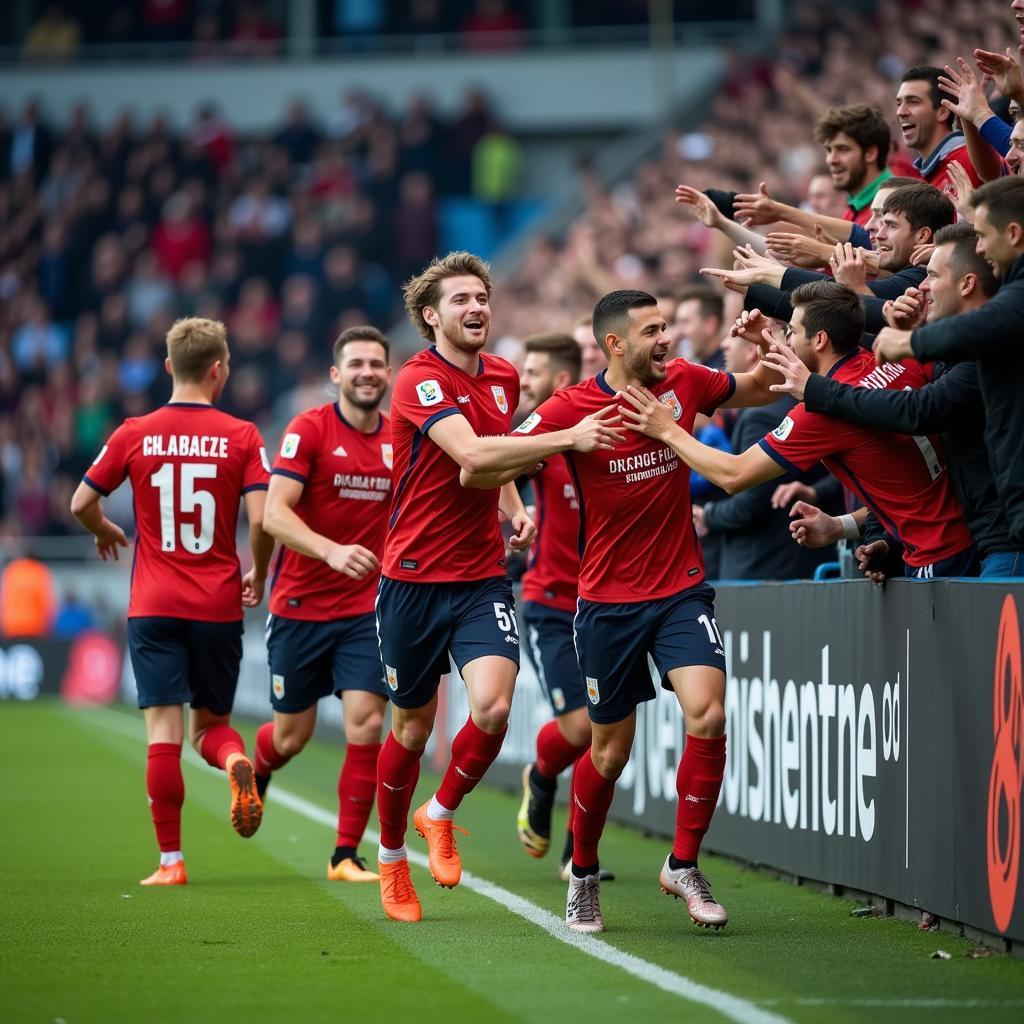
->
<box><xmin>334</xmin><ymin>473</ymin><xmax>391</xmax><ymax>500</ymax></box>
<box><xmin>142</xmin><ymin>434</ymin><xmax>231</xmax><ymax>458</ymax></box>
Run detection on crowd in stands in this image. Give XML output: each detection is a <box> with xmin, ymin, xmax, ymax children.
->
<box><xmin>4</xmin><ymin>0</ymin><xmax>1024</xmax><ymax>586</ymax></box>
<box><xmin>0</xmin><ymin>86</ymin><xmax>508</xmax><ymax>540</ymax></box>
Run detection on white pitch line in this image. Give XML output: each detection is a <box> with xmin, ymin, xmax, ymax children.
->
<box><xmin>79</xmin><ymin>705</ymin><xmax>790</xmax><ymax>1024</ymax></box>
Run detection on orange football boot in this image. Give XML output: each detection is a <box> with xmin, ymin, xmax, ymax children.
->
<box><xmin>413</xmin><ymin>802</ymin><xmax>468</xmax><ymax>889</ymax></box>
<box><xmin>326</xmin><ymin>856</ymin><xmax>380</xmax><ymax>882</ymax></box>
<box><xmin>140</xmin><ymin>860</ymin><xmax>188</xmax><ymax>886</ymax></box>
<box><xmin>378</xmin><ymin>859</ymin><xmax>422</xmax><ymax>922</ymax></box>
<box><xmin>227</xmin><ymin>754</ymin><xmax>263</xmax><ymax>838</ymax></box>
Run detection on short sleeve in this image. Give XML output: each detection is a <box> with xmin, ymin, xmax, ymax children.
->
<box><xmin>757</xmin><ymin>403</ymin><xmax>836</xmax><ymax>473</ymax></box>
<box><xmin>513</xmin><ymin>389</ymin><xmax>578</xmax><ymax>436</ymax></box>
<box><xmin>391</xmin><ymin>364</ymin><xmax>461</xmax><ymax>436</ymax></box>
<box><xmin>691</xmin><ymin>363</ymin><xmax>736</xmax><ymax>416</ymax></box>
<box><xmin>272</xmin><ymin>413</ymin><xmax>318</xmax><ymax>484</ymax></box>
<box><xmin>82</xmin><ymin>423</ymin><xmax>131</xmax><ymax>496</ymax></box>
<box><xmin>242</xmin><ymin>423</ymin><xmax>271</xmax><ymax>493</ymax></box>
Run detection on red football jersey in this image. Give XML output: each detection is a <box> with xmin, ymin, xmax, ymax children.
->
<box><xmin>83</xmin><ymin>402</ymin><xmax>270</xmax><ymax>620</ymax></box>
<box><xmin>521</xmin><ymin>455</ymin><xmax>579</xmax><ymax>613</ymax></box>
<box><xmin>384</xmin><ymin>346</ymin><xmax>520</xmax><ymax>582</ymax></box>
<box><xmin>758</xmin><ymin>350</ymin><xmax>974</xmax><ymax>567</ymax></box>
<box><xmin>517</xmin><ymin>361</ymin><xmax>735</xmax><ymax>603</ymax></box>
<box><xmin>925</xmin><ymin>144</ymin><xmax>982</xmax><ymax>198</ymax></box>
<box><xmin>269</xmin><ymin>403</ymin><xmax>392</xmax><ymax>620</ymax></box>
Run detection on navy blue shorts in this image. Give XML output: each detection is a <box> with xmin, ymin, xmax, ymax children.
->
<box><xmin>573</xmin><ymin>583</ymin><xmax>726</xmax><ymax>725</ymax></box>
<box><xmin>522</xmin><ymin>601</ymin><xmax>586</xmax><ymax>717</ymax></box>
<box><xmin>127</xmin><ymin>616</ymin><xmax>243</xmax><ymax>715</ymax></box>
<box><xmin>905</xmin><ymin>544</ymin><xmax>979</xmax><ymax>579</ymax></box>
<box><xmin>376</xmin><ymin>575</ymin><xmax>520</xmax><ymax>710</ymax></box>
<box><xmin>266</xmin><ymin>611</ymin><xmax>386</xmax><ymax>713</ymax></box>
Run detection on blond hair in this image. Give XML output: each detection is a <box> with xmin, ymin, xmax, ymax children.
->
<box><xmin>402</xmin><ymin>251</ymin><xmax>492</xmax><ymax>341</ymax></box>
<box><xmin>166</xmin><ymin>317</ymin><xmax>228</xmax><ymax>382</ymax></box>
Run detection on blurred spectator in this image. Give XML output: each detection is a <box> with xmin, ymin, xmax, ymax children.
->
<box><xmin>152</xmin><ymin>192</ymin><xmax>211</xmax><ymax>279</ymax></box>
<box><xmin>0</xmin><ymin>554</ymin><xmax>55</xmax><ymax>637</ymax></box>
<box><xmin>53</xmin><ymin>589</ymin><xmax>97</xmax><ymax>638</ymax></box>
<box><xmin>274</xmin><ymin>100</ymin><xmax>323</xmax><ymax>168</ymax></box>
<box><xmin>22</xmin><ymin>4</ymin><xmax>82</xmax><ymax>63</ymax></box>
<box><xmin>391</xmin><ymin>172</ymin><xmax>439</xmax><ymax>282</ymax></box>
<box><xmin>461</xmin><ymin>0</ymin><xmax>528</xmax><ymax>51</ymax></box>
<box><xmin>6</xmin><ymin>100</ymin><xmax>53</xmax><ymax>184</ymax></box>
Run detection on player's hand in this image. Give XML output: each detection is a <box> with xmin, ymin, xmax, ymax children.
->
<box><xmin>507</xmin><ymin>510</ymin><xmax>537</xmax><ymax>552</ymax></box>
<box><xmin>692</xmin><ymin>503</ymin><xmax>708</xmax><ymax>538</ymax></box>
<box><xmin>674</xmin><ymin>184</ymin><xmax>723</xmax><ymax>228</ymax></box>
<box><xmin>882</xmin><ymin>287</ymin><xmax>927</xmax><ymax>331</ymax></box>
<box><xmin>95</xmin><ymin>518</ymin><xmax>129</xmax><ymax>561</ymax></box>
<box><xmin>763</xmin><ymin>340</ymin><xmax>811</xmax><ymax>400</ymax></box>
<box><xmin>730</xmin><ymin>307</ymin><xmax>770</xmax><ymax>343</ymax></box>
<box><xmin>569</xmin><ymin>404</ymin><xmax>625</xmax><ymax>452</ymax></box>
<box><xmin>829</xmin><ymin>241</ymin><xmax>869</xmax><ymax>291</ymax></box>
<box><xmin>946</xmin><ymin>160</ymin><xmax>975</xmax><ymax>224</ymax></box>
<box><xmin>855</xmin><ymin>539</ymin><xmax>890</xmax><ymax>586</ymax></box>
<box><xmin>733</xmin><ymin>181</ymin><xmax>781</xmax><ymax>227</ymax></box>
<box><xmin>241</xmin><ymin>569</ymin><xmax>266</xmax><ymax>607</ymax></box>
<box><xmin>873</xmin><ymin>328</ymin><xmax>914</xmax><ymax>365</ymax></box>
<box><xmin>619</xmin><ymin>385</ymin><xmax>677</xmax><ymax>442</ymax></box>
<box><xmin>325</xmin><ymin>543</ymin><xmax>380</xmax><ymax>579</ymax></box>
<box><xmin>789</xmin><ymin>500</ymin><xmax>843</xmax><ymax>548</ymax></box>
<box><xmin>771</xmin><ymin>481</ymin><xmax>816</xmax><ymax>510</ymax></box>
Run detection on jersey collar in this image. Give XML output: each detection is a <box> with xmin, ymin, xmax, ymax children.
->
<box><xmin>596</xmin><ymin>369</ymin><xmax>616</xmax><ymax>396</ymax></box>
<box><xmin>334</xmin><ymin>401</ymin><xmax>383</xmax><ymax>435</ymax></box>
<box><xmin>825</xmin><ymin>350</ymin><xmax>860</xmax><ymax>379</ymax></box>
<box><xmin>846</xmin><ymin>168</ymin><xmax>892</xmax><ymax>213</ymax></box>
<box><xmin>428</xmin><ymin>345</ymin><xmax>484</xmax><ymax>377</ymax></box>
<box><xmin>165</xmin><ymin>401</ymin><xmax>213</xmax><ymax>408</ymax></box>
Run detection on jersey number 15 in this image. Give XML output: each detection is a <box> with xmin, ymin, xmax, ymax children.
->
<box><xmin>150</xmin><ymin>462</ymin><xmax>217</xmax><ymax>554</ymax></box>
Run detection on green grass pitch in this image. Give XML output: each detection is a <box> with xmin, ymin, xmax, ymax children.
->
<box><xmin>1</xmin><ymin>699</ymin><xmax>1023</xmax><ymax>1024</ymax></box>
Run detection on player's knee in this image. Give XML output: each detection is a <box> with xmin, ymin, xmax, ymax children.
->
<box><xmin>275</xmin><ymin>731</ymin><xmax>310</xmax><ymax>758</ymax></box>
<box><xmin>590</xmin><ymin>744</ymin><xmax>629</xmax><ymax>780</ymax></box>
<box><xmin>347</xmin><ymin>710</ymin><xmax>385</xmax><ymax>744</ymax></box>
<box><xmin>393</xmin><ymin>718</ymin><xmax>432</xmax><ymax>751</ymax></box>
<box><xmin>471</xmin><ymin>697</ymin><xmax>511</xmax><ymax>733</ymax></box>
<box><xmin>559</xmin><ymin>711</ymin><xmax>592</xmax><ymax>748</ymax></box>
<box><xmin>689</xmin><ymin>701</ymin><xmax>726</xmax><ymax>737</ymax></box>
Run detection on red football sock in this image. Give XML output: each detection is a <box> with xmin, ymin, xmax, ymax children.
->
<box><xmin>535</xmin><ymin>719</ymin><xmax>588</xmax><ymax>780</ymax></box>
<box><xmin>571</xmin><ymin>749</ymin><xmax>617</xmax><ymax>867</ymax></box>
<box><xmin>376</xmin><ymin>733</ymin><xmax>423</xmax><ymax>849</ymax></box>
<box><xmin>146</xmin><ymin>743</ymin><xmax>184</xmax><ymax>853</ymax></box>
<box><xmin>434</xmin><ymin>717</ymin><xmax>507</xmax><ymax>812</ymax></box>
<box><xmin>254</xmin><ymin>722</ymin><xmax>291</xmax><ymax>776</ymax></box>
<box><xmin>336</xmin><ymin>741</ymin><xmax>381</xmax><ymax>849</ymax></box>
<box><xmin>567</xmin><ymin>750</ymin><xmax>590</xmax><ymax>834</ymax></box>
<box><xmin>673</xmin><ymin>733</ymin><xmax>727</xmax><ymax>862</ymax></box>
<box><xmin>198</xmin><ymin>723</ymin><xmax>246</xmax><ymax>770</ymax></box>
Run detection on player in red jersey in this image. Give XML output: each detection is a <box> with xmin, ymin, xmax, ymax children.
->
<box><xmin>511</xmin><ymin>332</ymin><xmax>606</xmax><ymax>878</ymax></box>
<box><xmin>374</xmin><ymin>252</ymin><xmax>621</xmax><ymax>923</ymax></box>
<box><xmin>623</xmin><ymin>281</ymin><xmax>977</xmax><ymax>578</ymax></box>
<box><xmin>70</xmin><ymin>317</ymin><xmax>274</xmax><ymax>886</ymax></box>
<box><xmin>466</xmin><ymin>288</ymin><xmax>788</xmax><ymax>933</ymax></box>
<box><xmin>254</xmin><ymin>326</ymin><xmax>393</xmax><ymax>883</ymax></box>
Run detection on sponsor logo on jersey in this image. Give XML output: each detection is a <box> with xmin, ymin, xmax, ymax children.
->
<box><xmin>332</xmin><ymin>445</ymin><xmax>348</xmax><ymax>457</ymax></box>
<box><xmin>416</xmin><ymin>379</ymin><xmax>443</xmax><ymax>406</ymax></box>
<box><xmin>491</xmin><ymin>385</ymin><xmax>508</xmax><ymax>414</ymax></box>
<box><xmin>385</xmin><ymin>665</ymin><xmax>398</xmax><ymax>691</ymax></box>
<box><xmin>281</xmin><ymin>433</ymin><xmax>301</xmax><ymax>459</ymax></box>
<box><xmin>552</xmin><ymin>688</ymin><xmax>566</xmax><ymax>712</ymax></box>
<box><xmin>659</xmin><ymin>389</ymin><xmax>683</xmax><ymax>421</ymax></box>
<box><xmin>456</xmin><ymin>395</ymin><xmax>470</xmax><ymax>404</ymax></box>
<box><xmin>381</xmin><ymin>443</ymin><xmax>393</xmax><ymax>470</ymax></box>
<box><xmin>259</xmin><ymin>447</ymin><xmax>270</xmax><ymax>472</ymax></box>
<box><xmin>272</xmin><ymin>674</ymin><xmax>285</xmax><ymax>699</ymax></box>
<box><xmin>586</xmin><ymin>676</ymin><xmax>600</xmax><ymax>704</ymax></box>
<box><xmin>772</xmin><ymin>416</ymin><xmax>795</xmax><ymax>442</ymax></box>
<box><xmin>92</xmin><ymin>445</ymin><xmax>108</xmax><ymax>466</ymax></box>
<box><xmin>514</xmin><ymin>412</ymin><xmax>541</xmax><ymax>434</ymax></box>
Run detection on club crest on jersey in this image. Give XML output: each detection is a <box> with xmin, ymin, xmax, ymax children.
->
<box><xmin>552</xmin><ymin>688</ymin><xmax>566</xmax><ymax>712</ymax></box>
<box><xmin>272</xmin><ymin>674</ymin><xmax>285</xmax><ymax>699</ymax></box>
<box><xmin>416</xmin><ymin>379</ymin><xmax>443</xmax><ymax>406</ymax></box>
<box><xmin>281</xmin><ymin>433</ymin><xmax>301</xmax><ymax>459</ymax></box>
<box><xmin>381</xmin><ymin>443</ymin><xmax>393</xmax><ymax>470</ymax></box>
<box><xmin>772</xmin><ymin>416</ymin><xmax>795</xmax><ymax>441</ymax></box>
<box><xmin>385</xmin><ymin>665</ymin><xmax>398</xmax><ymax>691</ymax></box>
<box><xmin>514</xmin><ymin>411</ymin><xmax>541</xmax><ymax>434</ymax></box>
<box><xmin>659</xmin><ymin>389</ymin><xmax>682</xmax><ymax>421</ymax></box>
<box><xmin>491</xmin><ymin>385</ymin><xmax>508</xmax><ymax>414</ymax></box>
<box><xmin>586</xmin><ymin>676</ymin><xmax>600</xmax><ymax>704</ymax></box>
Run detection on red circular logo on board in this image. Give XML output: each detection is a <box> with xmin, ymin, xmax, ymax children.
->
<box><xmin>60</xmin><ymin>631</ymin><xmax>122</xmax><ymax>705</ymax></box>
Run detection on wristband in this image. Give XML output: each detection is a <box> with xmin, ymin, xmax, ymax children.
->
<box><xmin>839</xmin><ymin>513</ymin><xmax>862</xmax><ymax>541</ymax></box>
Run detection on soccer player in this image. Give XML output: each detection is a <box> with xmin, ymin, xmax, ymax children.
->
<box><xmin>621</xmin><ymin>282</ymin><xmax>977</xmax><ymax>579</ymax></box>
<box><xmin>254</xmin><ymin>326</ymin><xmax>393</xmax><ymax>882</ymax></box>
<box><xmin>70</xmin><ymin>317</ymin><xmax>273</xmax><ymax>886</ymax></box>
<box><xmin>374</xmin><ymin>252</ymin><xmax>621</xmax><ymax>923</ymax></box>
<box><xmin>512</xmin><ymin>331</ymin><xmax>602</xmax><ymax>878</ymax></box>
<box><xmin>573</xmin><ymin>315</ymin><xmax>607</xmax><ymax>378</ymax></box>
<box><xmin>472</xmin><ymin>288</ymin><xmax>787</xmax><ymax>933</ymax></box>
